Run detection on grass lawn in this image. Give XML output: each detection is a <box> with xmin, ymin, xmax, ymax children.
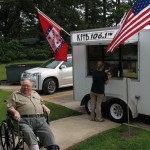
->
<box><xmin>67</xmin><ymin>125</ymin><xmax>150</xmax><ymax>150</ymax></box>
<box><xmin>0</xmin><ymin>64</ymin><xmax>7</xmax><ymax>81</ymax></box>
<box><xmin>0</xmin><ymin>90</ymin><xmax>12</xmax><ymax>121</ymax></box>
<box><xmin>0</xmin><ymin>89</ymin><xmax>82</xmax><ymax>123</ymax></box>
<box><xmin>0</xmin><ymin>60</ymin><xmax>46</xmax><ymax>80</ymax></box>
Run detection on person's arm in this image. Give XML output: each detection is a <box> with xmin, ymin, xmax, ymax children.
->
<box><xmin>105</xmin><ymin>80</ymin><xmax>109</xmax><ymax>84</ymax></box>
<box><xmin>42</xmin><ymin>104</ymin><xmax>51</xmax><ymax>115</ymax></box>
<box><xmin>8</xmin><ymin>107</ymin><xmax>21</xmax><ymax>121</ymax></box>
<box><xmin>107</xmin><ymin>72</ymin><xmax>112</xmax><ymax>79</ymax></box>
<box><xmin>105</xmin><ymin>72</ymin><xmax>110</xmax><ymax>84</ymax></box>
<box><xmin>7</xmin><ymin>91</ymin><xmax>21</xmax><ymax>121</ymax></box>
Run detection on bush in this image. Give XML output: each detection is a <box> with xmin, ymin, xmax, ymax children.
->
<box><xmin>0</xmin><ymin>39</ymin><xmax>72</xmax><ymax>63</ymax></box>
<box><xmin>0</xmin><ymin>40</ymin><xmax>52</xmax><ymax>63</ymax></box>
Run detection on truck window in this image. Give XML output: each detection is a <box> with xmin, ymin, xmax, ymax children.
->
<box><xmin>62</xmin><ymin>58</ymin><xmax>72</xmax><ymax>68</ymax></box>
<box><xmin>87</xmin><ymin>44</ymin><xmax>138</xmax><ymax>79</ymax></box>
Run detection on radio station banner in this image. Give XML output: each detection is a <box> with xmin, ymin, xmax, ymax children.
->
<box><xmin>71</xmin><ymin>29</ymin><xmax>118</xmax><ymax>44</ymax></box>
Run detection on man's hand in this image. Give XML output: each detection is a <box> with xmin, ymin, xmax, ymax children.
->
<box><xmin>107</xmin><ymin>72</ymin><xmax>112</xmax><ymax>79</ymax></box>
<box><xmin>8</xmin><ymin>108</ymin><xmax>21</xmax><ymax>121</ymax></box>
<box><xmin>42</xmin><ymin>105</ymin><xmax>51</xmax><ymax>115</ymax></box>
<box><xmin>14</xmin><ymin>111</ymin><xmax>21</xmax><ymax>121</ymax></box>
<box><xmin>44</xmin><ymin>108</ymin><xmax>51</xmax><ymax>115</ymax></box>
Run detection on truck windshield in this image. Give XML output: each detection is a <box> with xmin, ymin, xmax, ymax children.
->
<box><xmin>41</xmin><ymin>59</ymin><xmax>61</xmax><ymax>69</ymax></box>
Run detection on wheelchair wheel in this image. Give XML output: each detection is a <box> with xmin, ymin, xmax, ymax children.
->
<box><xmin>15</xmin><ymin>135</ymin><xmax>24</xmax><ymax>150</ymax></box>
<box><xmin>0</xmin><ymin>120</ymin><xmax>15</xmax><ymax>150</ymax></box>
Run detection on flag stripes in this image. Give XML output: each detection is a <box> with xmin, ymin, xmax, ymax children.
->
<box><xmin>107</xmin><ymin>1</ymin><xmax>150</xmax><ymax>52</ymax></box>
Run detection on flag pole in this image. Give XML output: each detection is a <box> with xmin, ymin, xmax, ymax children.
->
<box><xmin>35</xmin><ymin>7</ymin><xmax>71</xmax><ymax>36</ymax></box>
<box><xmin>126</xmin><ymin>77</ymin><xmax>131</xmax><ymax>137</ymax></box>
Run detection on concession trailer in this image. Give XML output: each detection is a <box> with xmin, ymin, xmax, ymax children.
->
<box><xmin>71</xmin><ymin>27</ymin><xmax>150</xmax><ymax>123</ymax></box>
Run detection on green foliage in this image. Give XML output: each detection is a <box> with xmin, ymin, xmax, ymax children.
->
<box><xmin>26</xmin><ymin>48</ymin><xmax>51</xmax><ymax>60</ymax></box>
<box><xmin>0</xmin><ymin>90</ymin><xmax>12</xmax><ymax>122</ymax></box>
<box><xmin>67</xmin><ymin>125</ymin><xmax>150</xmax><ymax>150</ymax></box>
<box><xmin>0</xmin><ymin>64</ymin><xmax>7</xmax><ymax>80</ymax></box>
<box><xmin>0</xmin><ymin>0</ymin><xmax>134</xmax><ymax>40</ymax></box>
<box><xmin>0</xmin><ymin>40</ymin><xmax>23</xmax><ymax>62</ymax></box>
<box><xmin>0</xmin><ymin>0</ymin><xmax>134</xmax><ymax>63</ymax></box>
<box><xmin>0</xmin><ymin>40</ymin><xmax>52</xmax><ymax>63</ymax></box>
<box><xmin>45</xmin><ymin>101</ymin><xmax>82</xmax><ymax>121</ymax></box>
<box><xmin>110</xmin><ymin>2</ymin><xmax>131</xmax><ymax>26</ymax></box>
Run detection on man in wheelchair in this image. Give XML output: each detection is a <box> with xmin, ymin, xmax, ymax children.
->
<box><xmin>7</xmin><ymin>79</ymin><xmax>59</xmax><ymax>150</ymax></box>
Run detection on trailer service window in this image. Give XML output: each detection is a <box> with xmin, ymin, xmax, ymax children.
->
<box><xmin>87</xmin><ymin>44</ymin><xmax>138</xmax><ymax>79</ymax></box>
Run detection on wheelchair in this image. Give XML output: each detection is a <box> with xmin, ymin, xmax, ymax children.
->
<box><xmin>0</xmin><ymin>113</ymin><xmax>24</xmax><ymax>150</ymax></box>
<box><xmin>0</xmin><ymin>112</ymin><xmax>60</xmax><ymax>150</ymax></box>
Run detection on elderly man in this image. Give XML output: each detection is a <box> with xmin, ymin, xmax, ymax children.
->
<box><xmin>7</xmin><ymin>79</ymin><xmax>58</xmax><ymax>150</ymax></box>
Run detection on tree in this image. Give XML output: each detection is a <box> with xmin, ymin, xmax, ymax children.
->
<box><xmin>0</xmin><ymin>0</ymin><xmax>38</xmax><ymax>39</ymax></box>
<box><xmin>0</xmin><ymin>0</ymin><xmax>134</xmax><ymax>40</ymax></box>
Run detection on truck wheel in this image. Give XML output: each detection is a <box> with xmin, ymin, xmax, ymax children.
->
<box><xmin>43</xmin><ymin>78</ymin><xmax>57</xmax><ymax>94</ymax></box>
<box><xmin>107</xmin><ymin>99</ymin><xmax>128</xmax><ymax>123</ymax></box>
<box><xmin>85</xmin><ymin>96</ymin><xmax>91</xmax><ymax>115</ymax></box>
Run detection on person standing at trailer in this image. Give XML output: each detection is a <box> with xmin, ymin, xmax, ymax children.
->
<box><xmin>90</xmin><ymin>60</ymin><xmax>110</xmax><ymax>122</ymax></box>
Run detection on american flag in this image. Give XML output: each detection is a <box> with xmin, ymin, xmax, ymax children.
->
<box><xmin>107</xmin><ymin>0</ymin><xmax>150</xmax><ymax>52</ymax></box>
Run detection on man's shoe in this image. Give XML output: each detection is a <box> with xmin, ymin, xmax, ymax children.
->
<box><xmin>90</xmin><ymin>119</ymin><xmax>95</xmax><ymax>121</ymax></box>
<box><xmin>95</xmin><ymin>119</ymin><xmax>104</xmax><ymax>122</ymax></box>
<box><xmin>90</xmin><ymin>117</ymin><xmax>95</xmax><ymax>121</ymax></box>
<box><xmin>46</xmin><ymin>145</ymin><xmax>60</xmax><ymax>150</ymax></box>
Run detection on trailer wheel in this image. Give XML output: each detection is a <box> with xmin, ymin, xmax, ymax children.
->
<box><xmin>43</xmin><ymin>78</ymin><xmax>57</xmax><ymax>94</ymax></box>
<box><xmin>107</xmin><ymin>99</ymin><xmax>128</xmax><ymax>123</ymax></box>
<box><xmin>85</xmin><ymin>96</ymin><xmax>91</xmax><ymax>115</ymax></box>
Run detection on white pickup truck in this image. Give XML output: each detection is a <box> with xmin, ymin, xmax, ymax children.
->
<box><xmin>20</xmin><ymin>55</ymin><xmax>73</xmax><ymax>94</ymax></box>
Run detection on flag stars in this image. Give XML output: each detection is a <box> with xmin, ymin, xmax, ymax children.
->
<box><xmin>107</xmin><ymin>0</ymin><xmax>149</xmax><ymax>52</ymax></box>
<box><xmin>45</xmin><ymin>26</ymin><xmax>53</xmax><ymax>36</ymax></box>
<box><xmin>133</xmin><ymin>0</ymin><xmax>149</xmax><ymax>15</ymax></box>
<box><xmin>43</xmin><ymin>20</ymin><xmax>65</xmax><ymax>53</ymax></box>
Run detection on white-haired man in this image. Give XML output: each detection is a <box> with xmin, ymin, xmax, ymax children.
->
<box><xmin>7</xmin><ymin>79</ymin><xmax>58</xmax><ymax>150</ymax></box>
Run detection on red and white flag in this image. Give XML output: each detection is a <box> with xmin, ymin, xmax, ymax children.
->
<box><xmin>107</xmin><ymin>0</ymin><xmax>150</xmax><ymax>52</ymax></box>
<box><xmin>37</xmin><ymin>8</ymin><xmax>68</xmax><ymax>61</ymax></box>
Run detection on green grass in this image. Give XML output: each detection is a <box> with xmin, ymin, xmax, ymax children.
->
<box><xmin>0</xmin><ymin>90</ymin><xmax>82</xmax><ymax>123</ymax></box>
<box><xmin>0</xmin><ymin>64</ymin><xmax>7</xmax><ymax>80</ymax></box>
<box><xmin>0</xmin><ymin>90</ymin><xmax>12</xmax><ymax>121</ymax></box>
<box><xmin>46</xmin><ymin>101</ymin><xmax>82</xmax><ymax>121</ymax></box>
<box><xmin>67</xmin><ymin>125</ymin><xmax>150</xmax><ymax>150</ymax></box>
<box><xmin>0</xmin><ymin>60</ymin><xmax>46</xmax><ymax>80</ymax></box>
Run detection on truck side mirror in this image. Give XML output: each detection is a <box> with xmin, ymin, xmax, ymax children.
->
<box><xmin>60</xmin><ymin>65</ymin><xmax>67</xmax><ymax>69</ymax></box>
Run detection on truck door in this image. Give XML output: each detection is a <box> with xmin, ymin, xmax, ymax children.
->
<box><xmin>59</xmin><ymin>58</ymin><xmax>73</xmax><ymax>86</ymax></box>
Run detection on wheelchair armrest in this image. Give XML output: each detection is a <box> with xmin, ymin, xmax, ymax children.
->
<box><xmin>7</xmin><ymin>111</ymin><xmax>14</xmax><ymax>119</ymax></box>
<box><xmin>6</xmin><ymin>111</ymin><xmax>19</xmax><ymax>132</ymax></box>
<box><xmin>7</xmin><ymin>110</ymin><xmax>14</xmax><ymax>115</ymax></box>
<box><xmin>45</xmin><ymin>115</ymin><xmax>49</xmax><ymax>124</ymax></box>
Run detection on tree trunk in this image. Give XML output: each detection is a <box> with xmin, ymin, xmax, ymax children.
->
<box><xmin>103</xmin><ymin>0</ymin><xmax>106</xmax><ymax>27</ymax></box>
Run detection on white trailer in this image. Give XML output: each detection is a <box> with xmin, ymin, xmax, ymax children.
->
<box><xmin>71</xmin><ymin>27</ymin><xmax>150</xmax><ymax>123</ymax></box>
